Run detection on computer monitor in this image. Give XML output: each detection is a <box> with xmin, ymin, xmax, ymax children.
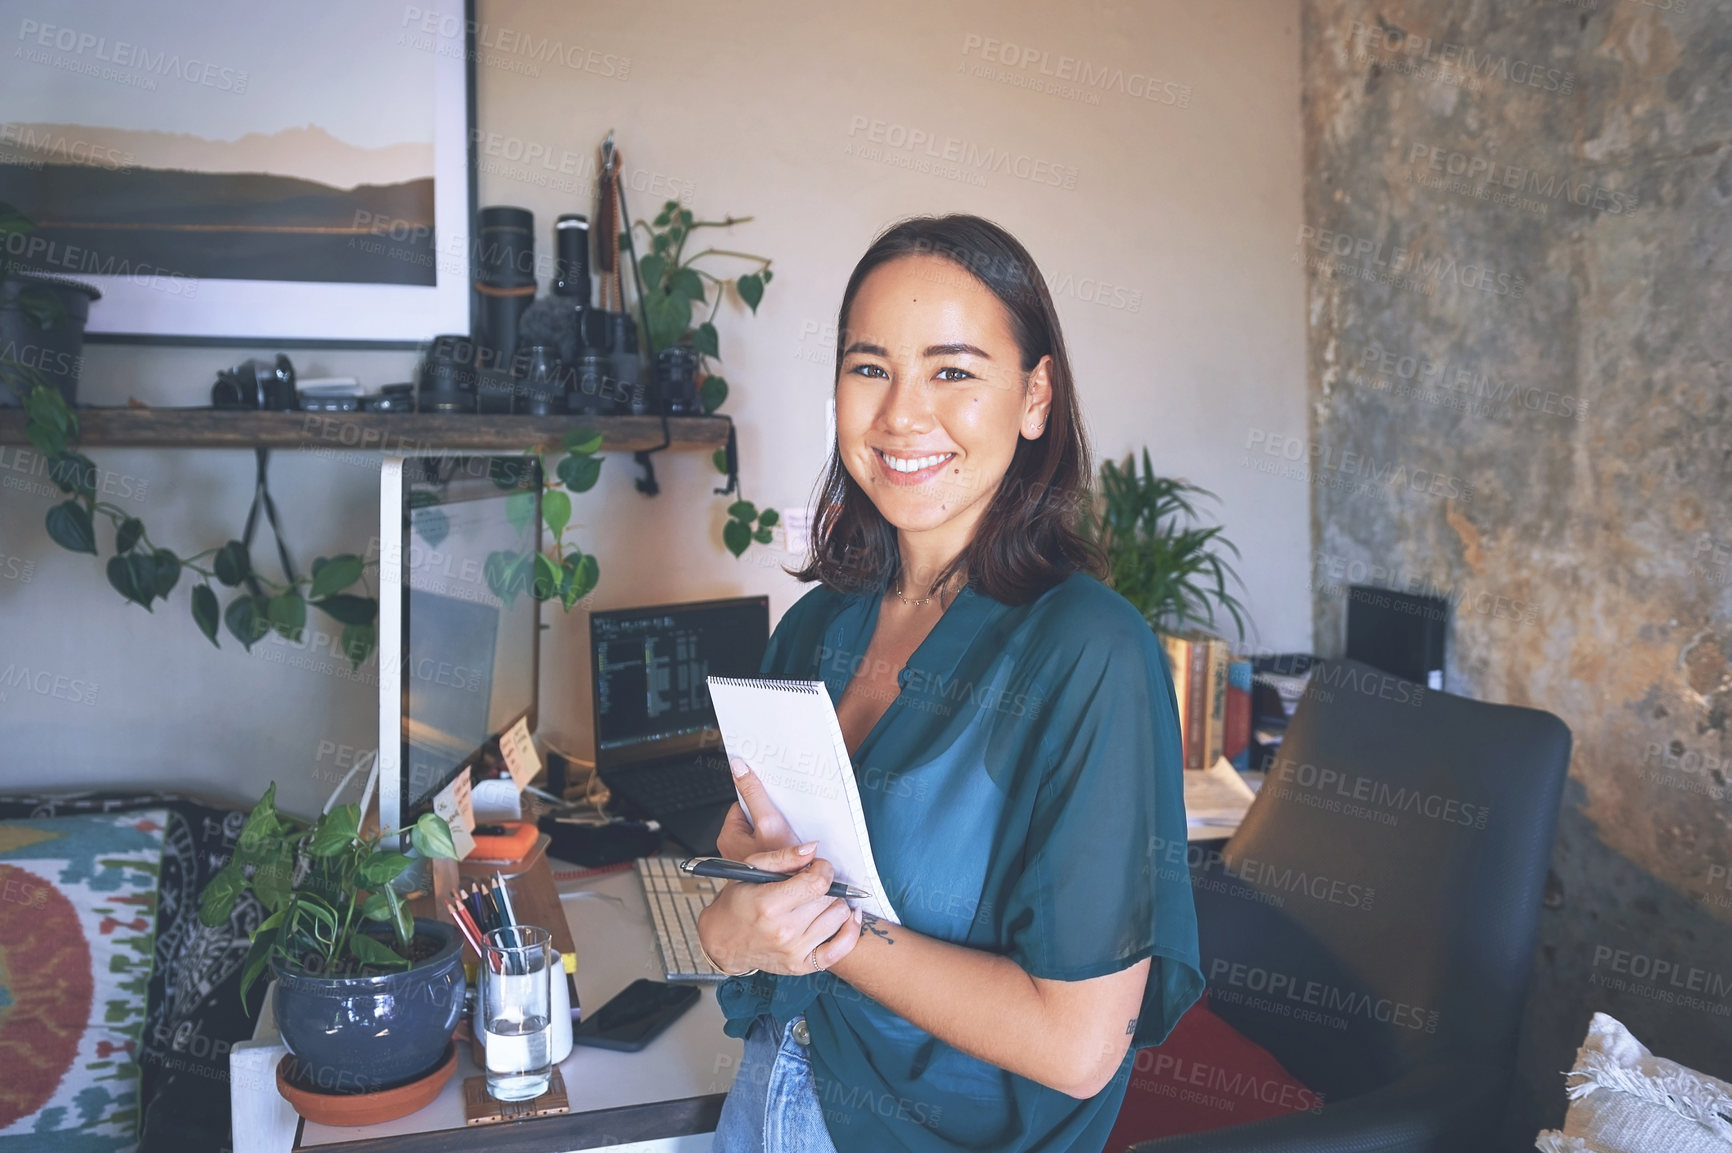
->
<box><xmin>589</xmin><ymin>597</ymin><xmax>771</xmax><ymax>769</ymax></box>
<box><xmin>378</xmin><ymin>454</ymin><xmax>541</xmax><ymax>841</ymax></box>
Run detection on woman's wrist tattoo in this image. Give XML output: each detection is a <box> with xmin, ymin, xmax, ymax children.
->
<box><xmin>859</xmin><ymin>912</ymin><xmax>894</xmax><ymax>944</ymax></box>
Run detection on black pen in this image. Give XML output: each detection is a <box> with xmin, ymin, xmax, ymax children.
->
<box><xmin>678</xmin><ymin>856</ymin><xmax>873</xmax><ymax>900</ymax></box>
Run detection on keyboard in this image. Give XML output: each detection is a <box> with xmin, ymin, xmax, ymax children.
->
<box><xmin>613</xmin><ymin>755</ymin><xmax>737</xmax><ymax>816</ymax></box>
<box><xmin>635</xmin><ymin>855</ymin><xmax>727</xmax><ymax>982</ymax></box>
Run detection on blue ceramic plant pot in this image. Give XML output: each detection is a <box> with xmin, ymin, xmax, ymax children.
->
<box><xmin>274</xmin><ymin>917</ymin><xmax>465</xmax><ymax>1094</ymax></box>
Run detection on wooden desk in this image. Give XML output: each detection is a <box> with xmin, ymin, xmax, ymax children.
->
<box><xmin>456</xmin><ymin>842</ymin><xmax>579</xmax><ymax>960</ymax></box>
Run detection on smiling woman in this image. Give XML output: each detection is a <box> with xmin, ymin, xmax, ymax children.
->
<box><xmin>799</xmin><ymin>216</ymin><xmax>1103</xmax><ymax>606</ymax></box>
<box><xmin>698</xmin><ymin>215</ymin><xmax>1203</xmax><ymax>1153</ymax></box>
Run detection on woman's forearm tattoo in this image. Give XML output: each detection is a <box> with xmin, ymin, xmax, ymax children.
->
<box><xmin>859</xmin><ymin>912</ymin><xmax>894</xmax><ymax>945</ymax></box>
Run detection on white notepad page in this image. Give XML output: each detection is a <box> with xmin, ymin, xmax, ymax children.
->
<box><xmin>705</xmin><ymin>677</ymin><xmax>901</xmax><ymax>924</ymax></box>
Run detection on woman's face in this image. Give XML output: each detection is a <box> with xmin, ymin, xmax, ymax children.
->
<box><xmin>834</xmin><ymin>254</ymin><xmax>1052</xmax><ymax>568</ymax></box>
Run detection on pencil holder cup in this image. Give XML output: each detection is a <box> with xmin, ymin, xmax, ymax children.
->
<box><xmin>477</xmin><ymin>947</ymin><xmax>572</xmax><ymax>1066</ymax></box>
<box><xmin>479</xmin><ymin>926</ymin><xmax>553</xmax><ymax>1101</ymax></box>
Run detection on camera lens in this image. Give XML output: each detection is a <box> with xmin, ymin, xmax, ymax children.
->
<box><xmin>655</xmin><ymin>345</ymin><xmax>701</xmax><ymax>415</ymax></box>
<box><xmin>578</xmin><ymin>306</ymin><xmax>610</xmax><ymax>354</ymax></box>
<box><xmin>417</xmin><ymin>334</ymin><xmax>479</xmax><ymax>414</ymax></box>
<box><xmin>553</xmin><ymin>215</ymin><xmax>591</xmax><ymax>304</ymax></box>
<box><xmin>571</xmin><ymin>351</ymin><xmax>616</xmax><ymax>416</ymax></box>
<box><xmin>611</xmin><ymin>316</ymin><xmax>647</xmax><ymax>416</ymax></box>
<box><xmin>519</xmin><ymin>345</ymin><xmax>567</xmax><ymax>415</ymax></box>
<box><xmin>475</xmin><ymin>206</ymin><xmax>536</xmax><ymax>414</ymax></box>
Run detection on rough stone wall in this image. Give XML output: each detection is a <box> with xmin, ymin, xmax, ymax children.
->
<box><xmin>1298</xmin><ymin>0</ymin><xmax>1731</xmax><ymax>1138</ymax></box>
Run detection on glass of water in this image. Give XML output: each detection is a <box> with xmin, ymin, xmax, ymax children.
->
<box><xmin>481</xmin><ymin>925</ymin><xmax>553</xmax><ymax>1101</ymax></box>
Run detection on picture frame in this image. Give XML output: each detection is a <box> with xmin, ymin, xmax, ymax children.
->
<box><xmin>0</xmin><ymin>0</ymin><xmax>477</xmax><ymax>349</ymax></box>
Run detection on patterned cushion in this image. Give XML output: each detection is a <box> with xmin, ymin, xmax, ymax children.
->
<box><xmin>0</xmin><ymin>811</ymin><xmax>167</xmax><ymax>1153</ymax></box>
<box><xmin>0</xmin><ymin>794</ymin><xmax>265</xmax><ymax>1153</ymax></box>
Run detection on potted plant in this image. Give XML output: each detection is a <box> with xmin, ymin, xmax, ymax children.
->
<box><xmin>631</xmin><ymin>199</ymin><xmax>772</xmax><ymax>416</ymax></box>
<box><xmin>1086</xmin><ymin>448</ymin><xmax>1249</xmax><ymax>638</ymax></box>
<box><xmin>0</xmin><ymin>200</ymin><xmax>101</xmax><ymax>407</ymax></box>
<box><xmin>198</xmin><ymin>783</ymin><xmax>465</xmax><ymax>1094</ymax></box>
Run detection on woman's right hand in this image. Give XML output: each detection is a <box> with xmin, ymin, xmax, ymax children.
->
<box><xmin>696</xmin><ymin>842</ymin><xmax>864</xmax><ymax>977</ymax></box>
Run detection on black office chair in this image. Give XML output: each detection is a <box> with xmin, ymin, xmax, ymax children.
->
<box><xmin>1130</xmin><ymin>660</ymin><xmax>1571</xmax><ymax>1152</ymax></box>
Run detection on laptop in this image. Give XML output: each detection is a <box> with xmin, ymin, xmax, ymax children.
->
<box><xmin>589</xmin><ymin>596</ymin><xmax>770</xmax><ymax>856</ymax></box>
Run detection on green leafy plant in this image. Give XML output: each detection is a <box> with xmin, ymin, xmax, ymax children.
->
<box><xmin>476</xmin><ymin>429</ymin><xmax>605</xmax><ymax>610</ymax></box>
<box><xmin>632</xmin><ymin>199</ymin><xmax>773</xmax><ymax>417</ymax></box>
<box><xmin>197</xmin><ymin>783</ymin><xmax>459</xmax><ymax>1006</ymax></box>
<box><xmin>722</xmin><ymin>499</ymin><xmax>779</xmax><ymax>558</ymax></box>
<box><xmin>23</xmin><ymin>386</ymin><xmax>380</xmax><ymax>664</ymax></box>
<box><xmin>628</xmin><ymin>201</ymin><xmax>786</xmax><ymax>560</ymax></box>
<box><xmin>1086</xmin><ymin>448</ymin><xmax>1249</xmax><ymax>639</ymax></box>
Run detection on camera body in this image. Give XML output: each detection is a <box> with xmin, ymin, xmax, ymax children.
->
<box><xmin>211</xmin><ymin>354</ymin><xmax>298</xmax><ymax>410</ymax></box>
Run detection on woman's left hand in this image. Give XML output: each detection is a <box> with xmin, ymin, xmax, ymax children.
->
<box><xmin>697</xmin><ymin>844</ymin><xmax>863</xmax><ymax>977</ymax></box>
<box><xmin>716</xmin><ymin>758</ymin><xmax>802</xmax><ymax>860</ymax></box>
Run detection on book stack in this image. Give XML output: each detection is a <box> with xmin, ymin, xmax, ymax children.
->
<box><xmin>1160</xmin><ymin>632</ymin><xmax>1233</xmax><ymax>772</ymax></box>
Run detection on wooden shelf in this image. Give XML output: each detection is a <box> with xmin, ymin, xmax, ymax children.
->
<box><xmin>0</xmin><ymin>409</ymin><xmax>730</xmax><ymax>453</ymax></box>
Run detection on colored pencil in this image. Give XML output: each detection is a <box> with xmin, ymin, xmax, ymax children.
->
<box><xmin>450</xmin><ymin>895</ymin><xmax>481</xmax><ymax>943</ymax></box>
<box><xmin>480</xmin><ymin>880</ymin><xmax>502</xmax><ymax>931</ymax></box>
<box><xmin>493</xmin><ymin>872</ymin><xmax>518</xmax><ymax>927</ymax></box>
<box><xmin>458</xmin><ymin>899</ymin><xmax>505</xmax><ymax>974</ymax></box>
<box><xmin>446</xmin><ymin>898</ymin><xmax>487</xmax><ymax>960</ymax></box>
<box><xmin>464</xmin><ymin>885</ymin><xmax>490</xmax><ymax>932</ymax></box>
<box><xmin>447</xmin><ymin>900</ymin><xmax>479</xmax><ymax>951</ymax></box>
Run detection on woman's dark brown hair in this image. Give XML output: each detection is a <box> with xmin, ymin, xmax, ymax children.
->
<box><xmin>791</xmin><ymin>214</ymin><xmax>1105</xmax><ymax>605</ymax></box>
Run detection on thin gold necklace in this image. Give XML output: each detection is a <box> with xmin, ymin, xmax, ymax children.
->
<box><xmin>892</xmin><ymin>573</ymin><xmax>956</xmax><ymax>608</ymax></box>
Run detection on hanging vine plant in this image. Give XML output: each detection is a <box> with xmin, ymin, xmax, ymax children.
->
<box><xmin>460</xmin><ymin>429</ymin><xmax>604</xmax><ymax>611</ymax></box>
<box><xmin>629</xmin><ymin>200</ymin><xmax>780</xmax><ymax>556</ymax></box>
<box><xmin>21</xmin><ymin>387</ymin><xmax>608</xmax><ymax>666</ymax></box>
<box><xmin>24</xmin><ymin>386</ymin><xmax>381</xmax><ymax>664</ymax></box>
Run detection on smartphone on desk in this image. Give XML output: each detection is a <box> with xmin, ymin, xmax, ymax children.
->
<box><xmin>571</xmin><ymin>979</ymin><xmax>700</xmax><ymax>1052</ymax></box>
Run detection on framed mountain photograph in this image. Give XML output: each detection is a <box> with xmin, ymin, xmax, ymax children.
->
<box><xmin>0</xmin><ymin>0</ymin><xmax>474</xmax><ymax>346</ymax></box>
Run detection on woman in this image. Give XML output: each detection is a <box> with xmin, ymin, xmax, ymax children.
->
<box><xmin>698</xmin><ymin>215</ymin><xmax>1202</xmax><ymax>1153</ymax></box>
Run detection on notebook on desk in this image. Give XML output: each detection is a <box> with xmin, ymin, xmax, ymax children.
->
<box><xmin>588</xmin><ymin>597</ymin><xmax>769</xmax><ymax>857</ymax></box>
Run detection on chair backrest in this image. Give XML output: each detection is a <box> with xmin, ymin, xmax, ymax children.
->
<box><xmin>1193</xmin><ymin>660</ymin><xmax>1571</xmax><ymax>1101</ymax></box>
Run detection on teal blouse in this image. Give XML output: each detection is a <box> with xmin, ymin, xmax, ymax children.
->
<box><xmin>715</xmin><ymin>570</ymin><xmax>1204</xmax><ymax>1153</ymax></box>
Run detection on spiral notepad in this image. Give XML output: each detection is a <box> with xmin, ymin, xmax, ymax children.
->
<box><xmin>705</xmin><ymin>677</ymin><xmax>900</xmax><ymax>924</ymax></box>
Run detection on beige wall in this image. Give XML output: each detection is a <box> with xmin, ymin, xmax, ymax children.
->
<box><xmin>0</xmin><ymin>0</ymin><xmax>1307</xmax><ymax>818</ymax></box>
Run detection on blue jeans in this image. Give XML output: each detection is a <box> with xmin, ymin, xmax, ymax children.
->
<box><xmin>713</xmin><ymin>1013</ymin><xmax>839</xmax><ymax>1153</ymax></box>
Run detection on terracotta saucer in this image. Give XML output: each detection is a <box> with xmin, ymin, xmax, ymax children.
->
<box><xmin>276</xmin><ymin>1042</ymin><xmax>457</xmax><ymax>1127</ymax></box>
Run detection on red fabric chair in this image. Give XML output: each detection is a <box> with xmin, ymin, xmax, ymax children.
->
<box><xmin>1106</xmin><ymin>994</ymin><xmax>1323</xmax><ymax>1150</ymax></box>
